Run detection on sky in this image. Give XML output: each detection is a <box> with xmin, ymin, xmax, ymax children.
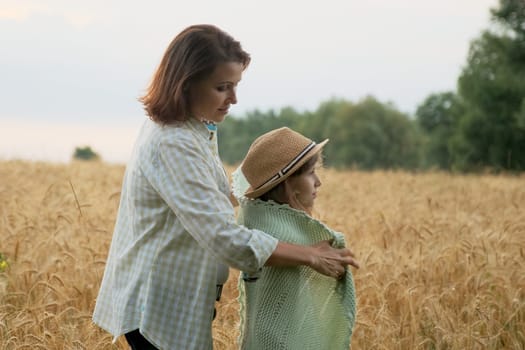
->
<box><xmin>0</xmin><ymin>0</ymin><xmax>499</xmax><ymax>163</ymax></box>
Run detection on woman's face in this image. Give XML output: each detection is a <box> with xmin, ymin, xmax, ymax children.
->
<box><xmin>285</xmin><ymin>163</ymin><xmax>322</xmax><ymax>213</ymax></box>
<box><xmin>188</xmin><ymin>61</ymin><xmax>243</xmax><ymax>123</ymax></box>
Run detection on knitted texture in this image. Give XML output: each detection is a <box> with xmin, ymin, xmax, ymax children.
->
<box><xmin>232</xmin><ymin>168</ymin><xmax>356</xmax><ymax>350</ymax></box>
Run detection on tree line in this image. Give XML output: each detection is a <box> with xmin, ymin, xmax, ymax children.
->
<box><xmin>219</xmin><ymin>0</ymin><xmax>525</xmax><ymax>172</ymax></box>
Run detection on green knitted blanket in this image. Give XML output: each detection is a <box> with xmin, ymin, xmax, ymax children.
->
<box><xmin>232</xmin><ymin>169</ymin><xmax>356</xmax><ymax>350</ymax></box>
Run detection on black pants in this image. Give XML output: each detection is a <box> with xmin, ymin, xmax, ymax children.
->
<box><xmin>125</xmin><ymin>329</ymin><xmax>159</xmax><ymax>350</ymax></box>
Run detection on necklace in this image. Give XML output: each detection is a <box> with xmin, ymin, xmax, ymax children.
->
<box><xmin>202</xmin><ymin>120</ymin><xmax>217</xmax><ymax>140</ymax></box>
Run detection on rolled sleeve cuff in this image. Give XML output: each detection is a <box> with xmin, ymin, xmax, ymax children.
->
<box><xmin>244</xmin><ymin>229</ymin><xmax>278</xmax><ymax>274</ymax></box>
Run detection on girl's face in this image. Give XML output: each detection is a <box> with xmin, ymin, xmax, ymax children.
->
<box><xmin>285</xmin><ymin>164</ymin><xmax>322</xmax><ymax>214</ymax></box>
<box><xmin>188</xmin><ymin>61</ymin><xmax>243</xmax><ymax>123</ymax></box>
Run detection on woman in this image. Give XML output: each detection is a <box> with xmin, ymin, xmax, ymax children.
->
<box><xmin>92</xmin><ymin>24</ymin><xmax>358</xmax><ymax>350</ymax></box>
<box><xmin>233</xmin><ymin>127</ymin><xmax>357</xmax><ymax>350</ymax></box>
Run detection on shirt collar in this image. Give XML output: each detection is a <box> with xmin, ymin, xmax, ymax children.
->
<box><xmin>187</xmin><ymin>117</ymin><xmax>215</xmax><ymax>141</ymax></box>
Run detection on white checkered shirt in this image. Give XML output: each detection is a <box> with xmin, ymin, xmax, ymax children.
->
<box><xmin>92</xmin><ymin>118</ymin><xmax>278</xmax><ymax>349</ymax></box>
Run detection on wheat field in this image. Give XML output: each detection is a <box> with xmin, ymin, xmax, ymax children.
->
<box><xmin>0</xmin><ymin>160</ymin><xmax>524</xmax><ymax>349</ymax></box>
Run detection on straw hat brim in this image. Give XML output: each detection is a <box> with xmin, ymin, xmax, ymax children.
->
<box><xmin>244</xmin><ymin>138</ymin><xmax>329</xmax><ymax>199</ymax></box>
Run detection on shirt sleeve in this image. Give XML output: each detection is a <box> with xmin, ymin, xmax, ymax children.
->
<box><xmin>148</xmin><ymin>131</ymin><xmax>278</xmax><ymax>273</ymax></box>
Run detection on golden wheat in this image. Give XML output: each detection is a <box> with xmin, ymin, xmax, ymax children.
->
<box><xmin>0</xmin><ymin>161</ymin><xmax>523</xmax><ymax>349</ymax></box>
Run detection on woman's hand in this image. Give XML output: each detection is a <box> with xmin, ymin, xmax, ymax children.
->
<box><xmin>307</xmin><ymin>240</ymin><xmax>359</xmax><ymax>279</ymax></box>
<box><xmin>266</xmin><ymin>240</ymin><xmax>359</xmax><ymax>279</ymax></box>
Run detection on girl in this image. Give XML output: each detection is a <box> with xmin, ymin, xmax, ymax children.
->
<box><xmin>233</xmin><ymin>127</ymin><xmax>357</xmax><ymax>350</ymax></box>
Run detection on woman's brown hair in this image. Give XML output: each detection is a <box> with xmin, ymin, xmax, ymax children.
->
<box><xmin>140</xmin><ymin>24</ymin><xmax>251</xmax><ymax>124</ymax></box>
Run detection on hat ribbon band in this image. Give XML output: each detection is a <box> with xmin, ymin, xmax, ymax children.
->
<box><xmin>256</xmin><ymin>141</ymin><xmax>316</xmax><ymax>190</ymax></box>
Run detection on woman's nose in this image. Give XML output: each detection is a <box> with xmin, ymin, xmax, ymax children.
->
<box><xmin>229</xmin><ymin>89</ymin><xmax>237</xmax><ymax>104</ymax></box>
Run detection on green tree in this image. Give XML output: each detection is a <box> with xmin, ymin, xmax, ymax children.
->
<box><xmin>73</xmin><ymin>146</ymin><xmax>100</xmax><ymax>161</ymax></box>
<box><xmin>219</xmin><ymin>97</ymin><xmax>421</xmax><ymax>170</ymax></box>
<box><xmin>299</xmin><ymin>98</ymin><xmax>351</xmax><ymax>143</ymax></box>
<box><xmin>454</xmin><ymin>0</ymin><xmax>525</xmax><ymax>171</ymax></box>
<box><xmin>322</xmin><ymin>97</ymin><xmax>421</xmax><ymax>169</ymax></box>
<box><xmin>416</xmin><ymin>92</ymin><xmax>464</xmax><ymax>169</ymax></box>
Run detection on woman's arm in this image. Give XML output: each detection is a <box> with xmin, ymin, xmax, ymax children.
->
<box><xmin>266</xmin><ymin>240</ymin><xmax>359</xmax><ymax>279</ymax></box>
